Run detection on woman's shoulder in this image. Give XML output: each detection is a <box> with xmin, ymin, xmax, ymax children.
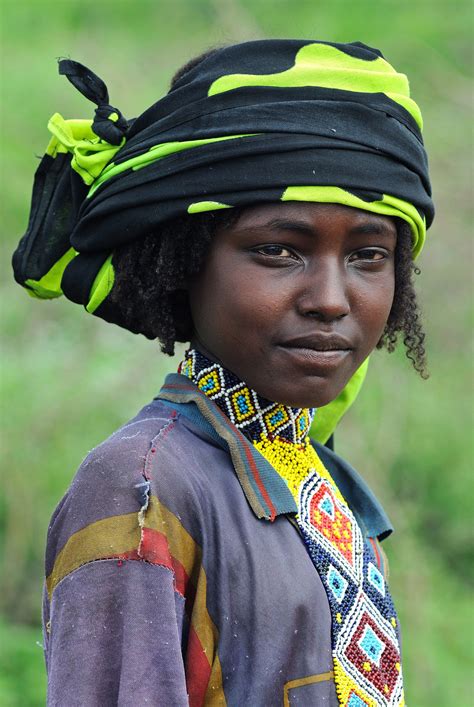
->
<box><xmin>45</xmin><ymin>400</ymin><xmax>220</xmax><ymax>579</ymax></box>
<box><xmin>62</xmin><ymin>400</ymin><xmax>181</xmax><ymax>508</ymax></box>
<box><xmin>66</xmin><ymin>399</ymin><xmax>210</xmax><ymax>499</ymax></box>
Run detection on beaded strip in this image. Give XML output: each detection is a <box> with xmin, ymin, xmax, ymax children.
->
<box><xmin>179</xmin><ymin>349</ymin><xmax>315</xmax><ymax>444</ymax></box>
<box><xmin>180</xmin><ymin>349</ymin><xmax>405</xmax><ymax>706</ymax></box>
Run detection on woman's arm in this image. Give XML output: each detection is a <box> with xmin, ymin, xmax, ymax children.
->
<box><xmin>44</xmin><ymin>558</ymin><xmax>189</xmax><ymax>706</ymax></box>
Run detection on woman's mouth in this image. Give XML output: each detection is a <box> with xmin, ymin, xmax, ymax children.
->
<box><xmin>278</xmin><ymin>345</ymin><xmax>352</xmax><ymax>367</ymax></box>
<box><xmin>277</xmin><ymin>333</ymin><xmax>354</xmax><ymax>369</ymax></box>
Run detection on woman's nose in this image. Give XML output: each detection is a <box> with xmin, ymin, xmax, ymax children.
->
<box><xmin>296</xmin><ymin>260</ymin><xmax>350</xmax><ymax>322</ymax></box>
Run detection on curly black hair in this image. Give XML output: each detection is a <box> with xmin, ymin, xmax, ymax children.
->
<box><xmin>111</xmin><ymin>48</ymin><xmax>428</xmax><ymax>378</ymax></box>
<box><xmin>376</xmin><ymin>221</ymin><xmax>428</xmax><ymax>377</ymax></box>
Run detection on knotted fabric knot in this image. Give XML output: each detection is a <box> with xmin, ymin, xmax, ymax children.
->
<box><xmin>92</xmin><ymin>104</ymin><xmax>128</xmax><ymax>145</ymax></box>
<box><xmin>58</xmin><ymin>58</ymin><xmax>128</xmax><ymax>145</ymax></box>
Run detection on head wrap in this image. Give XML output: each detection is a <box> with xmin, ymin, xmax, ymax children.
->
<box><xmin>12</xmin><ymin>39</ymin><xmax>434</xmax><ymax>441</ymax></box>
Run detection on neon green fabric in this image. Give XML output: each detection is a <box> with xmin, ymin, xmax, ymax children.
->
<box><xmin>208</xmin><ymin>42</ymin><xmax>422</xmax><ymax>130</ymax></box>
<box><xmin>47</xmin><ymin>113</ymin><xmax>124</xmax><ymax>186</ymax></box>
<box><xmin>88</xmin><ymin>134</ymin><xmax>259</xmax><ymax>198</ymax></box>
<box><xmin>183</xmin><ymin>185</ymin><xmax>427</xmax><ymax>259</ymax></box>
<box><xmin>187</xmin><ymin>201</ymin><xmax>233</xmax><ymax>214</ymax></box>
<box><xmin>282</xmin><ymin>186</ymin><xmax>426</xmax><ymax>259</ymax></box>
<box><xmin>85</xmin><ymin>255</ymin><xmax>115</xmax><ymax>313</ymax></box>
<box><xmin>311</xmin><ymin>358</ymin><xmax>369</xmax><ymax>444</ymax></box>
<box><xmin>25</xmin><ymin>247</ymin><xmax>77</xmax><ymax>299</ymax></box>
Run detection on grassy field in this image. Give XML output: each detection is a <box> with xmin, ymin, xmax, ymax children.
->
<box><xmin>1</xmin><ymin>0</ymin><xmax>473</xmax><ymax>704</ymax></box>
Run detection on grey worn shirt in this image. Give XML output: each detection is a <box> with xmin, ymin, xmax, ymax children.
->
<box><xmin>43</xmin><ymin>374</ymin><xmax>392</xmax><ymax>706</ymax></box>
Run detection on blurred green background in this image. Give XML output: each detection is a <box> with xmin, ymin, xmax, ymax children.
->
<box><xmin>1</xmin><ymin>0</ymin><xmax>472</xmax><ymax>704</ymax></box>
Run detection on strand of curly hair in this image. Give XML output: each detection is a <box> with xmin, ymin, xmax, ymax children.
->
<box><xmin>377</xmin><ymin>220</ymin><xmax>428</xmax><ymax>377</ymax></box>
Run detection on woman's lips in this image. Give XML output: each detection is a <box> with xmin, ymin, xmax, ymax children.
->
<box><xmin>279</xmin><ymin>332</ymin><xmax>354</xmax><ymax>351</ymax></box>
<box><xmin>277</xmin><ymin>344</ymin><xmax>353</xmax><ymax>369</ymax></box>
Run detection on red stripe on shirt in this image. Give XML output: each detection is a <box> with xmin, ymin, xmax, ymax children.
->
<box><xmin>369</xmin><ymin>536</ymin><xmax>381</xmax><ymax>571</ymax></box>
<box><xmin>139</xmin><ymin>527</ymin><xmax>196</xmax><ymax>600</ymax></box>
<box><xmin>241</xmin><ymin>441</ymin><xmax>277</xmax><ymax>521</ymax></box>
<box><xmin>186</xmin><ymin>625</ymin><xmax>213</xmax><ymax>707</ymax></box>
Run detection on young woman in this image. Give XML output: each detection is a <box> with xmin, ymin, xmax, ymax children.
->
<box><xmin>13</xmin><ymin>39</ymin><xmax>433</xmax><ymax>706</ymax></box>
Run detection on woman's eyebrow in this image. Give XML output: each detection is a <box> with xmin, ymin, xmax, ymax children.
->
<box><xmin>258</xmin><ymin>219</ymin><xmax>318</xmax><ymax>236</ymax></box>
<box><xmin>247</xmin><ymin>218</ymin><xmax>397</xmax><ymax>238</ymax></box>
<box><xmin>349</xmin><ymin>222</ymin><xmax>397</xmax><ymax>237</ymax></box>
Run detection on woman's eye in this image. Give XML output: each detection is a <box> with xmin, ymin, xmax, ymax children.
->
<box><xmin>255</xmin><ymin>245</ymin><xmax>296</xmax><ymax>258</ymax></box>
<box><xmin>349</xmin><ymin>249</ymin><xmax>387</xmax><ymax>262</ymax></box>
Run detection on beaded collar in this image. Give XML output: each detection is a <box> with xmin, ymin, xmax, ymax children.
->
<box><xmin>179</xmin><ymin>348</ymin><xmax>316</xmax><ymax>446</ymax></box>
<box><xmin>179</xmin><ymin>347</ymin><xmax>405</xmax><ymax>706</ymax></box>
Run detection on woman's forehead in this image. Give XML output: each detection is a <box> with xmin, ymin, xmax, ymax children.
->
<box><xmin>231</xmin><ymin>202</ymin><xmax>397</xmax><ymax>233</ymax></box>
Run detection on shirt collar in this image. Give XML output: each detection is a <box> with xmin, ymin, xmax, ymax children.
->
<box><xmin>157</xmin><ymin>373</ymin><xmax>393</xmax><ymax>539</ymax></box>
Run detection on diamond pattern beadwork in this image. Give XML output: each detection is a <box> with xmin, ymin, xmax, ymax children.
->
<box><xmin>328</xmin><ymin>565</ymin><xmax>349</xmax><ymax>603</ymax></box>
<box><xmin>180</xmin><ymin>349</ymin><xmax>315</xmax><ymax>443</ymax></box>
<box><xmin>358</xmin><ymin>625</ymin><xmax>385</xmax><ymax>666</ymax></box>
<box><xmin>347</xmin><ymin>691</ymin><xmax>370</xmax><ymax>706</ymax></box>
<box><xmin>368</xmin><ymin>562</ymin><xmax>386</xmax><ymax>597</ymax></box>
<box><xmin>230</xmin><ymin>385</ymin><xmax>256</xmax><ymax>422</ymax></box>
<box><xmin>179</xmin><ymin>348</ymin><xmax>405</xmax><ymax>706</ymax></box>
<box><xmin>301</xmin><ymin>477</ymin><xmax>364</xmax><ymax>583</ymax></box>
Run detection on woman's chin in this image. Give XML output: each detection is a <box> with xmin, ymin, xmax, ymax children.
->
<box><xmin>258</xmin><ymin>378</ymin><xmax>348</xmax><ymax>409</ymax></box>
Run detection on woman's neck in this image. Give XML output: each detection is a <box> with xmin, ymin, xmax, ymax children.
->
<box><xmin>179</xmin><ymin>348</ymin><xmax>316</xmax><ymax>445</ymax></box>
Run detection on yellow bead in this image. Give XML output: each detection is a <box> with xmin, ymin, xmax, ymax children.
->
<box><xmin>253</xmin><ymin>433</ymin><xmax>347</xmax><ymax>507</ymax></box>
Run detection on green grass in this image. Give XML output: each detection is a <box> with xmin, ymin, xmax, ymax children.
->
<box><xmin>1</xmin><ymin>0</ymin><xmax>473</xmax><ymax>704</ymax></box>
<box><xmin>0</xmin><ymin>621</ymin><xmax>46</xmax><ymax>707</ymax></box>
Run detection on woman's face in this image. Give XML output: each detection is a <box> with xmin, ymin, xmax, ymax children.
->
<box><xmin>188</xmin><ymin>202</ymin><xmax>397</xmax><ymax>408</ymax></box>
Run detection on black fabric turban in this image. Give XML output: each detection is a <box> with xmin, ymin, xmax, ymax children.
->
<box><xmin>13</xmin><ymin>39</ymin><xmax>434</xmax><ymax>330</ymax></box>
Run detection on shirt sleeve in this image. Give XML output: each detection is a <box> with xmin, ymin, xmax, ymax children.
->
<box><xmin>44</xmin><ymin>558</ymin><xmax>190</xmax><ymax>707</ymax></box>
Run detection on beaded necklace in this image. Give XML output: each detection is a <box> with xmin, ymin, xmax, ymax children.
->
<box><xmin>180</xmin><ymin>349</ymin><xmax>405</xmax><ymax>706</ymax></box>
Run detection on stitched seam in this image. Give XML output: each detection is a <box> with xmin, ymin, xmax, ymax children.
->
<box><xmin>51</xmin><ymin>556</ymin><xmax>180</xmax><ymax>595</ymax></box>
<box><xmin>142</xmin><ymin>415</ymin><xmax>178</xmax><ymax>480</ymax></box>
